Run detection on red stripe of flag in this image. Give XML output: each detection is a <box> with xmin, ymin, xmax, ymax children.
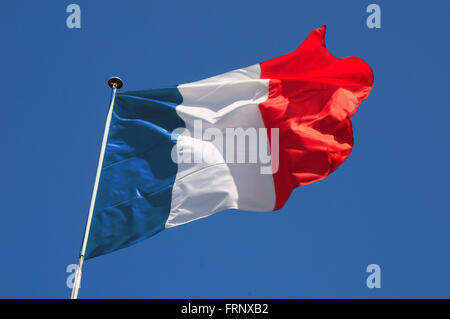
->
<box><xmin>259</xmin><ymin>25</ymin><xmax>374</xmax><ymax>210</ymax></box>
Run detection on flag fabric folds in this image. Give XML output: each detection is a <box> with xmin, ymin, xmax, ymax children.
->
<box><xmin>84</xmin><ymin>26</ymin><xmax>374</xmax><ymax>259</ymax></box>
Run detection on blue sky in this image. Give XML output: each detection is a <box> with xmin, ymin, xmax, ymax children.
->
<box><xmin>1</xmin><ymin>0</ymin><xmax>449</xmax><ymax>298</ymax></box>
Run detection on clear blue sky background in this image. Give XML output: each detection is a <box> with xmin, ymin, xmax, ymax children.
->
<box><xmin>1</xmin><ymin>0</ymin><xmax>449</xmax><ymax>298</ymax></box>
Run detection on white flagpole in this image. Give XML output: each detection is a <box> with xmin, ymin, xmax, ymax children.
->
<box><xmin>71</xmin><ymin>77</ymin><xmax>123</xmax><ymax>299</ymax></box>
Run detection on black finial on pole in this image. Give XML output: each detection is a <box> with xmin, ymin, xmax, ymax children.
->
<box><xmin>108</xmin><ymin>77</ymin><xmax>123</xmax><ymax>89</ymax></box>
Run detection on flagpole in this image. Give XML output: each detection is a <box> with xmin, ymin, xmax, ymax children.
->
<box><xmin>70</xmin><ymin>77</ymin><xmax>123</xmax><ymax>299</ymax></box>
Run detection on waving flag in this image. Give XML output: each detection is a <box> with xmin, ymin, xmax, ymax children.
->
<box><xmin>84</xmin><ymin>26</ymin><xmax>374</xmax><ymax>259</ymax></box>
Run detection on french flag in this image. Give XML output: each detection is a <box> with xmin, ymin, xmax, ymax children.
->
<box><xmin>85</xmin><ymin>26</ymin><xmax>374</xmax><ymax>259</ymax></box>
